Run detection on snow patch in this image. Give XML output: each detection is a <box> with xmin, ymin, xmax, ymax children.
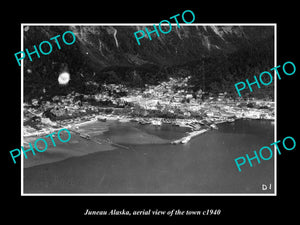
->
<box><xmin>210</xmin><ymin>26</ymin><xmax>225</xmax><ymax>40</ymax></box>
<box><xmin>113</xmin><ymin>28</ymin><xmax>119</xmax><ymax>48</ymax></box>
<box><xmin>107</xmin><ymin>26</ymin><xmax>119</xmax><ymax>47</ymax></box>
<box><xmin>176</xmin><ymin>26</ymin><xmax>182</xmax><ymax>40</ymax></box>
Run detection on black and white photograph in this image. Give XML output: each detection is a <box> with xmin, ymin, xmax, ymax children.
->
<box><xmin>4</xmin><ymin>4</ymin><xmax>298</xmax><ymax>223</ymax></box>
<box><xmin>21</xmin><ymin>24</ymin><xmax>275</xmax><ymax>194</ymax></box>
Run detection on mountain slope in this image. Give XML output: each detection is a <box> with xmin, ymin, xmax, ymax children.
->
<box><xmin>23</xmin><ymin>25</ymin><xmax>274</xmax><ymax>100</ymax></box>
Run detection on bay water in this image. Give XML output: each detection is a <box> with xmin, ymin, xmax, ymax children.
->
<box><xmin>24</xmin><ymin>119</ymin><xmax>274</xmax><ymax>194</ymax></box>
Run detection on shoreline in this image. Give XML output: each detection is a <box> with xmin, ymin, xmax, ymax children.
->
<box><xmin>23</xmin><ymin>110</ymin><xmax>274</xmax><ymax>145</ymax></box>
<box><xmin>23</xmin><ymin>97</ymin><xmax>275</xmax><ymax>147</ymax></box>
<box><xmin>23</xmin><ymin>119</ymin><xmax>274</xmax><ymax>193</ymax></box>
<box><xmin>22</xmin><ymin>117</ymin><xmax>274</xmax><ymax>169</ymax></box>
<box><xmin>23</xmin><ymin>77</ymin><xmax>274</xmax><ymax>144</ymax></box>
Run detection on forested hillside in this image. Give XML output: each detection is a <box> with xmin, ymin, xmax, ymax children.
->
<box><xmin>23</xmin><ymin>25</ymin><xmax>274</xmax><ymax>101</ymax></box>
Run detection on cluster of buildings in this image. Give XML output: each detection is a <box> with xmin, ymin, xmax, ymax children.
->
<box><xmin>23</xmin><ymin>76</ymin><xmax>275</xmax><ymax>137</ymax></box>
<box><xmin>122</xmin><ymin>77</ymin><xmax>274</xmax><ymax>123</ymax></box>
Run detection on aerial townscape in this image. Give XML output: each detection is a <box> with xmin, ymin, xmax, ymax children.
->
<box><xmin>21</xmin><ymin>25</ymin><xmax>276</xmax><ymax>195</ymax></box>
<box><xmin>24</xmin><ymin>76</ymin><xmax>274</xmax><ymax>144</ymax></box>
<box><xmin>22</xmin><ymin>26</ymin><xmax>275</xmax><ymax>145</ymax></box>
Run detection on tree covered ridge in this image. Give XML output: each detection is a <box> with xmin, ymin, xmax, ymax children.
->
<box><xmin>23</xmin><ymin>26</ymin><xmax>274</xmax><ymax>102</ymax></box>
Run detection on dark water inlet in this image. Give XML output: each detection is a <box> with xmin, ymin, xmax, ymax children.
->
<box><xmin>24</xmin><ymin>119</ymin><xmax>274</xmax><ymax>194</ymax></box>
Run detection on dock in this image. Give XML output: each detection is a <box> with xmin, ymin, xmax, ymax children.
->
<box><xmin>171</xmin><ymin>129</ymin><xmax>209</xmax><ymax>144</ymax></box>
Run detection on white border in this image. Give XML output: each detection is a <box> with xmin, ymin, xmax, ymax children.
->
<box><xmin>274</xmin><ymin>24</ymin><xmax>277</xmax><ymax>196</ymax></box>
<box><xmin>21</xmin><ymin>23</ymin><xmax>277</xmax><ymax>196</ymax></box>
